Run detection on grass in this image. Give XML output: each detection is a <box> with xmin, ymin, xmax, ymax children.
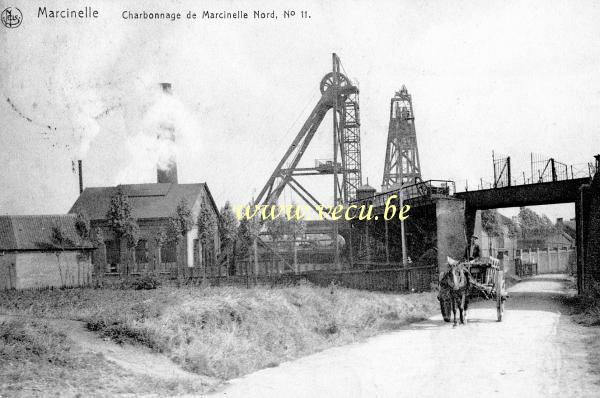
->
<box><xmin>0</xmin><ymin>318</ymin><xmax>205</xmax><ymax>397</ymax></box>
<box><xmin>570</xmin><ymin>280</ymin><xmax>600</xmax><ymax>326</ymax></box>
<box><xmin>0</xmin><ymin>282</ymin><xmax>438</xmax><ymax>381</ymax></box>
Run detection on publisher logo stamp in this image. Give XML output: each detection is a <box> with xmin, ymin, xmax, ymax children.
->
<box><xmin>1</xmin><ymin>7</ymin><xmax>22</xmax><ymax>28</ymax></box>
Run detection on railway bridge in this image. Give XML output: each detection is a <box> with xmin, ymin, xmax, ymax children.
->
<box><xmin>351</xmin><ymin>156</ymin><xmax>600</xmax><ymax>293</ymax></box>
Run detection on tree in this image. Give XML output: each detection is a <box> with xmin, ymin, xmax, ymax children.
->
<box><xmin>51</xmin><ymin>225</ymin><xmax>71</xmax><ymax>286</ymax></box>
<box><xmin>287</xmin><ymin>210</ymin><xmax>306</xmax><ymax>274</ymax></box>
<box><xmin>92</xmin><ymin>227</ymin><xmax>104</xmax><ymax>245</ymax></box>
<box><xmin>265</xmin><ymin>216</ymin><xmax>286</xmax><ymax>243</ymax></box>
<box><xmin>172</xmin><ymin>198</ymin><xmax>194</xmax><ymax>237</ymax></box>
<box><xmin>153</xmin><ymin>227</ymin><xmax>167</xmax><ymax>272</ymax></box>
<box><xmin>238</xmin><ymin>209</ymin><xmax>261</xmax><ymax>277</ymax></box>
<box><xmin>518</xmin><ymin>207</ymin><xmax>556</xmax><ymax>238</ymax></box>
<box><xmin>106</xmin><ymin>188</ymin><xmax>140</xmax><ymax>274</ymax></box>
<box><xmin>219</xmin><ymin>201</ymin><xmax>238</xmax><ymax>245</ymax></box>
<box><xmin>75</xmin><ymin>211</ymin><xmax>90</xmax><ymax>240</ymax></box>
<box><xmin>220</xmin><ymin>201</ymin><xmax>239</xmax><ymax>275</ymax></box>
<box><xmin>482</xmin><ymin>209</ymin><xmax>520</xmax><ymax>240</ymax></box>
<box><xmin>164</xmin><ymin>198</ymin><xmax>195</xmax><ymax>278</ymax></box>
<box><xmin>90</xmin><ymin>226</ymin><xmax>106</xmax><ymax>282</ymax></box>
<box><xmin>165</xmin><ymin>217</ymin><xmax>181</xmax><ymax>243</ymax></box>
<box><xmin>197</xmin><ymin>204</ymin><xmax>216</xmax><ymax>280</ymax></box>
<box><xmin>481</xmin><ymin>209</ymin><xmax>501</xmax><ymax>237</ymax></box>
<box><xmin>106</xmin><ymin>187</ymin><xmax>133</xmax><ymax>238</ymax></box>
<box><xmin>124</xmin><ymin>219</ymin><xmax>140</xmax><ymax>251</ymax></box>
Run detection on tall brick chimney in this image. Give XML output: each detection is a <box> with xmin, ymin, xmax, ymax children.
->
<box><xmin>157</xmin><ymin>82</ymin><xmax>178</xmax><ymax>184</ymax></box>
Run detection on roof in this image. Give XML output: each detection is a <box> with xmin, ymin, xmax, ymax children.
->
<box><xmin>357</xmin><ymin>183</ymin><xmax>376</xmax><ymax>191</ymax></box>
<box><xmin>0</xmin><ymin>214</ymin><xmax>94</xmax><ymax>251</ymax></box>
<box><xmin>69</xmin><ymin>183</ymin><xmax>219</xmax><ymax>221</ymax></box>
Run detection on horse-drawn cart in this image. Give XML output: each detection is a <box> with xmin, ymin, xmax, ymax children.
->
<box><xmin>438</xmin><ymin>257</ymin><xmax>508</xmax><ymax>323</ymax></box>
<box><xmin>466</xmin><ymin>257</ymin><xmax>508</xmax><ymax>321</ymax></box>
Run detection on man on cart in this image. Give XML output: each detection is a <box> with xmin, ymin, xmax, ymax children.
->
<box><xmin>465</xmin><ymin>235</ymin><xmax>481</xmax><ymax>261</ymax></box>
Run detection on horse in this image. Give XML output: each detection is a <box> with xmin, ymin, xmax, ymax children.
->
<box><xmin>437</xmin><ymin>286</ymin><xmax>452</xmax><ymax>323</ymax></box>
<box><xmin>439</xmin><ymin>257</ymin><xmax>471</xmax><ymax>326</ymax></box>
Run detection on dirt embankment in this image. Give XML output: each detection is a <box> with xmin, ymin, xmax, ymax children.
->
<box><xmin>0</xmin><ymin>283</ymin><xmax>438</xmax><ymax>396</ymax></box>
<box><xmin>206</xmin><ymin>275</ymin><xmax>600</xmax><ymax>398</ymax></box>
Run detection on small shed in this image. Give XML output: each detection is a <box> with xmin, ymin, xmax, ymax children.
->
<box><xmin>0</xmin><ymin>214</ymin><xmax>94</xmax><ymax>290</ymax></box>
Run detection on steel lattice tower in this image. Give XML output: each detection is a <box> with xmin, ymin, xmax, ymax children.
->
<box><xmin>339</xmin><ymin>84</ymin><xmax>362</xmax><ymax>202</ymax></box>
<box><xmin>381</xmin><ymin>85</ymin><xmax>422</xmax><ymax>189</ymax></box>
<box><xmin>255</xmin><ymin>54</ymin><xmax>362</xmax><ymax>208</ymax></box>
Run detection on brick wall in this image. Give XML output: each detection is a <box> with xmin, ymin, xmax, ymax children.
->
<box><xmin>436</xmin><ymin>198</ymin><xmax>467</xmax><ymax>273</ymax></box>
<box><xmin>582</xmin><ymin>173</ymin><xmax>600</xmax><ymax>290</ymax></box>
<box><xmin>13</xmin><ymin>251</ymin><xmax>93</xmax><ymax>289</ymax></box>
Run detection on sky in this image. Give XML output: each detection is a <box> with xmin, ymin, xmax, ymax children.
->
<box><xmin>1</xmin><ymin>0</ymin><xmax>599</xmax><ymax>221</ymax></box>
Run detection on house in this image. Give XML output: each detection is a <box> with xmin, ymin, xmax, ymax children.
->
<box><xmin>69</xmin><ymin>182</ymin><xmax>220</xmax><ymax>280</ymax></box>
<box><xmin>0</xmin><ymin>214</ymin><xmax>94</xmax><ymax>289</ymax></box>
<box><xmin>518</xmin><ymin>230</ymin><xmax>575</xmax><ymax>251</ymax></box>
<box><xmin>475</xmin><ymin>211</ymin><xmax>518</xmax><ymax>260</ymax></box>
<box><xmin>556</xmin><ymin>217</ymin><xmax>576</xmax><ymax>243</ymax></box>
<box><xmin>514</xmin><ymin>217</ymin><xmax>576</xmax><ymax>275</ymax></box>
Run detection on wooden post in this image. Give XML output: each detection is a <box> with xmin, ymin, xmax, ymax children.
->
<box><xmin>253</xmin><ymin>238</ymin><xmax>259</xmax><ymax>278</ymax></box>
<box><xmin>365</xmin><ymin>221</ymin><xmax>371</xmax><ymax>264</ymax></box>
<box><xmin>245</xmin><ymin>259</ymin><xmax>250</xmax><ymax>288</ymax></box>
<box><xmin>518</xmin><ymin>248</ymin><xmax>522</xmax><ymax>262</ymax></box>
<box><xmin>384</xmin><ymin>220</ymin><xmax>390</xmax><ymax>265</ymax></box>
<box><xmin>348</xmin><ymin>227</ymin><xmax>354</xmax><ymax>269</ymax></box>
<box><xmin>332</xmin><ymin>54</ymin><xmax>340</xmax><ymax>270</ymax></box>
<box><xmin>507</xmin><ymin>156</ymin><xmax>511</xmax><ymax>187</ymax></box>
<box><xmin>293</xmin><ymin>235</ymin><xmax>298</xmax><ymax>274</ymax></box>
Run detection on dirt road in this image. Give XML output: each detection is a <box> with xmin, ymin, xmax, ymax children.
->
<box><xmin>207</xmin><ymin>275</ymin><xmax>600</xmax><ymax>398</ymax></box>
<box><xmin>0</xmin><ymin>314</ymin><xmax>215</xmax><ymax>387</ymax></box>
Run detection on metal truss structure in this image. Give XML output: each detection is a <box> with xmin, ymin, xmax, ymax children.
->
<box><xmin>381</xmin><ymin>86</ymin><xmax>422</xmax><ymax>190</ymax></box>
<box><xmin>254</xmin><ymin>53</ymin><xmax>363</xmax><ymax>211</ymax></box>
<box><xmin>493</xmin><ymin>151</ymin><xmax>511</xmax><ymax>188</ymax></box>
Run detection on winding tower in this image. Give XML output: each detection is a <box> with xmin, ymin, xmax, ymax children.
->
<box><xmin>255</xmin><ymin>54</ymin><xmax>362</xmax><ymax>209</ymax></box>
<box><xmin>381</xmin><ymin>85</ymin><xmax>422</xmax><ymax>190</ymax></box>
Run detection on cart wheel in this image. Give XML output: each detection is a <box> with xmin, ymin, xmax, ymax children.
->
<box><xmin>496</xmin><ymin>270</ymin><xmax>505</xmax><ymax>322</ymax></box>
<box><xmin>497</xmin><ymin>299</ymin><xmax>504</xmax><ymax>322</ymax></box>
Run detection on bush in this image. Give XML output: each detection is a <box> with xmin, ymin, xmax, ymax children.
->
<box><xmin>133</xmin><ymin>274</ymin><xmax>162</xmax><ymax>290</ymax></box>
<box><xmin>0</xmin><ymin>319</ymin><xmax>71</xmax><ymax>365</ymax></box>
<box><xmin>571</xmin><ymin>280</ymin><xmax>600</xmax><ymax>326</ymax></box>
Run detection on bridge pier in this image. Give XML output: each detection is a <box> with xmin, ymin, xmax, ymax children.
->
<box><xmin>436</xmin><ymin>198</ymin><xmax>469</xmax><ymax>274</ymax></box>
<box><xmin>349</xmin><ymin>196</ymin><xmax>469</xmax><ymax>276</ymax></box>
<box><xmin>580</xmin><ymin>169</ymin><xmax>600</xmax><ymax>293</ymax></box>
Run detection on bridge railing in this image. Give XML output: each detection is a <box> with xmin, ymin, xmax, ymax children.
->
<box><xmin>351</xmin><ymin>179</ymin><xmax>456</xmax><ymax>208</ymax></box>
<box><xmin>468</xmin><ymin>155</ymin><xmax>598</xmax><ymax>191</ymax></box>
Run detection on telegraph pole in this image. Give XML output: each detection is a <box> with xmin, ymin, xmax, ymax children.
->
<box><xmin>399</xmin><ymin>158</ymin><xmax>408</xmax><ymax>267</ymax></box>
<box><xmin>332</xmin><ymin>53</ymin><xmax>340</xmax><ymax>269</ymax></box>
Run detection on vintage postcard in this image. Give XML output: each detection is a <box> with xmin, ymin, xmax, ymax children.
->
<box><xmin>1</xmin><ymin>0</ymin><xmax>600</xmax><ymax>397</ymax></box>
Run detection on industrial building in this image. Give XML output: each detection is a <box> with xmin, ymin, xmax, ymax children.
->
<box><xmin>70</xmin><ymin>181</ymin><xmax>220</xmax><ymax>280</ymax></box>
<box><xmin>0</xmin><ymin>214</ymin><xmax>94</xmax><ymax>289</ymax></box>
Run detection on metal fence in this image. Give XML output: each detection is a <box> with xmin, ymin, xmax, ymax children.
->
<box><xmin>302</xmin><ymin>265</ymin><xmax>437</xmax><ymax>292</ymax></box>
<box><xmin>182</xmin><ymin>264</ymin><xmax>438</xmax><ymax>293</ymax></box>
<box><xmin>516</xmin><ymin>247</ymin><xmax>575</xmax><ymax>274</ymax></box>
<box><xmin>493</xmin><ymin>151</ymin><xmax>511</xmax><ymax>188</ymax></box>
<box><xmin>351</xmin><ymin>179</ymin><xmax>455</xmax><ymax>209</ymax></box>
